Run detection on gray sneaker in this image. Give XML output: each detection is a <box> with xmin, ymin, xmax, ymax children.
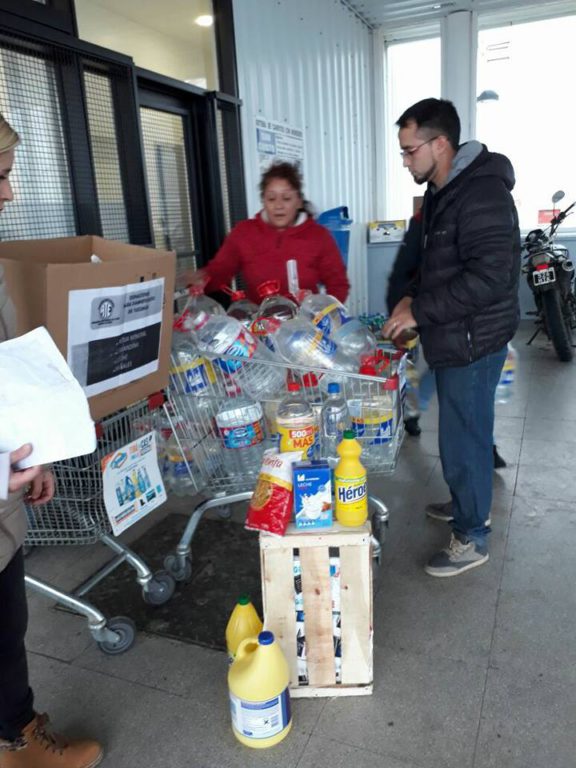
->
<box><xmin>425</xmin><ymin>501</ymin><xmax>453</xmax><ymax>522</ymax></box>
<box><xmin>425</xmin><ymin>501</ymin><xmax>491</xmax><ymax>527</ymax></box>
<box><xmin>425</xmin><ymin>534</ymin><xmax>489</xmax><ymax>578</ymax></box>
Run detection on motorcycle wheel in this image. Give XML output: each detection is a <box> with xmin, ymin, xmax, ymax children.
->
<box><xmin>542</xmin><ymin>290</ymin><xmax>573</xmax><ymax>362</ymax></box>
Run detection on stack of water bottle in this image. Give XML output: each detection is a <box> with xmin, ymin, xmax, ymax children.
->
<box><xmin>162</xmin><ymin>280</ymin><xmax>403</xmax><ymax>494</ymax></box>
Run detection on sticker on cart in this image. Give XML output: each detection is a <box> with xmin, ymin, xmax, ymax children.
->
<box><xmin>101</xmin><ymin>431</ymin><xmax>167</xmax><ymax>536</ymax></box>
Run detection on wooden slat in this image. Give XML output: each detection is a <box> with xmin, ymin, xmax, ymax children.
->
<box><xmin>260</xmin><ymin>546</ymin><xmax>299</xmax><ymax>686</ymax></box>
<box><xmin>260</xmin><ymin>522</ymin><xmax>371</xmax><ymax>550</ymax></box>
<box><xmin>291</xmin><ymin>683</ymin><xmax>373</xmax><ymax>698</ymax></box>
<box><xmin>299</xmin><ymin>546</ymin><xmax>335</xmax><ymax>687</ymax></box>
<box><xmin>340</xmin><ymin>542</ymin><xmax>373</xmax><ymax>685</ymax></box>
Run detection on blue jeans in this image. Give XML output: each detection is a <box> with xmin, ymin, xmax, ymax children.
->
<box><xmin>435</xmin><ymin>347</ymin><xmax>507</xmax><ymax>549</ymax></box>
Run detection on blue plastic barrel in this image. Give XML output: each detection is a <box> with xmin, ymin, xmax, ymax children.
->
<box><xmin>317</xmin><ymin>206</ymin><xmax>352</xmax><ymax>266</ymax></box>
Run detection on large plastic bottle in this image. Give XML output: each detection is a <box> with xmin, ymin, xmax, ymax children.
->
<box><xmin>215</xmin><ymin>396</ymin><xmax>266</xmax><ymax>472</ymax></box>
<box><xmin>228</xmin><ymin>630</ymin><xmax>292</xmax><ymax>749</ymax></box>
<box><xmin>300</xmin><ymin>293</ymin><xmax>349</xmax><ymax>336</ymax></box>
<box><xmin>319</xmin><ymin>382</ymin><xmax>351</xmax><ymax>466</ymax></box>
<box><xmin>187</xmin><ymin>311</ymin><xmax>285</xmax><ymax>399</ymax></box>
<box><xmin>496</xmin><ymin>343</ymin><xmax>517</xmax><ymax>404</ymax></box>
<box><xmin>225</xmin><ymin>288</ymin><xmax>259</xmax><ymax>328</ymax></box>
<box><xmin>164</xmin><ymin>434</ymin><xmax>200</xmax><ymax>496</ymax></box>
<box><xmin>176</xmin><ymin>284</ymin><xmax>225</xmax><ymax>323</ymax></box>
<box><xmin>273</xmin><ymin>317</ymin><xmax>356</xmax><ymax>372</ymax></box>
<box><xmin>251</xmin><ymin>281</ymin><xmax>298</xmax><ymax>352</ymax></box>
<box><xmin>225</xmin><ymin>595</ymin><xmax>264</xmax><ymax>663</ymax></box>
<box><xmin>332</xmin><ymin>319</ymin><xmax>377</xmax><ymax>362</ymax></box>
<box><xmin>170</xmin><ymin>325</ymin><xmax>216</xmax><ymax>396</ymax></box>
<box><xmin>276</xmin><ymin>381</ymin><xmax>318</xmax><ymax>460</ymax></box>
<box><xmin>348</xmin><ymin>358</ymin><xmax>397</xmax><ymax>469</ymax></box>
<box><xmin>334</xmin><ymin>430</ymin><xmax>368</xmax><ymax>527</ymax></box>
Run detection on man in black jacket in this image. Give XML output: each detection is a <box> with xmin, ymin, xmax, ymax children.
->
<box><xmin>383</xmin><ymin>98</ymin><xmax>520</xmax><ymax>577</ymax></box>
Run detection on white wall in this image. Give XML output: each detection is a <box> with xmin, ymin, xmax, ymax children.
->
<box><xmin>74</xmin><ymin>0</ymin><xmax>217</xmax><ymax>87</ymax></box>
<box><xmin>232</xmin><ymin>0</ymin><xmax>376</xmax><ymax>314</ymax></box>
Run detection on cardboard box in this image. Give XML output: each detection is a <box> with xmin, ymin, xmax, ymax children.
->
<box><xmin>0</xmin><ymin>236</ymin><xmax>176</xmax><ymax>421</ymax></box>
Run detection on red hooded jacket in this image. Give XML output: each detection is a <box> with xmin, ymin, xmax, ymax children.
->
<box><xmin>204</xmin><ymin>212</ymin><xmax>350</xmax><ymax>303</ymax></box>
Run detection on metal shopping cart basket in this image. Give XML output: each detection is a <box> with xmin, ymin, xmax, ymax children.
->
<box><xmin>160</xmin><ymin>347</ymin><xmax>405</xmax><ymax>582</ymax></box>
<box><xmin>24</xmin><ymin>395</ymin><xmax>182</xmax><ymax>655</ymax></box>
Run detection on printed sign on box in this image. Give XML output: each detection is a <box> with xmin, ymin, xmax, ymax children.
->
<box><xmin>67</xmin><ymin>279</ymin><xmax>164</xmax><ymax>397</ymax></box>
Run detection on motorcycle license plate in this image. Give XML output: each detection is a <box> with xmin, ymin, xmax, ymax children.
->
<box><xmin>533</xmin><ymin>267</ymin><xmax>556</xmax><ymax>287</ymax></box>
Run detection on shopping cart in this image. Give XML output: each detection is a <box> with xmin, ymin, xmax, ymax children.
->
<box><xmin>24</xmin><ymin>395</ymin><xmax>179</xmax><ymax>655</ymax></box>
<box><xmin>160</xmin><ymin>349</ymin><xmax>404</xmax><ymax>582</ymax></box>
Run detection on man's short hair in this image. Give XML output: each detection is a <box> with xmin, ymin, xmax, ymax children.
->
<box><xmin>396</xmin><ymin>98</ymin><xmax>461</xmax><ymax>150</ymax></box>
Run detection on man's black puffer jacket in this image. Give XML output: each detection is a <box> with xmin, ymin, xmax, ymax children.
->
<box><xmin>411</xmin><ymin>145</ymin><xmax>521</xmax><ymax>368</ymax></box>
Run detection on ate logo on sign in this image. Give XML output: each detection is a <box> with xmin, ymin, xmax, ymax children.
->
<box><xmin>98</xmin><ymin>298</ymin><xmax>115</xmax><ymax>320</ymax></box>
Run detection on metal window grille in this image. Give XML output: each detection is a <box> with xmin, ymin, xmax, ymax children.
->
<box><xmin>215</xmin><ymin>107</ymin><xmax>232</xmax><ymax>235</ymax></box>
<box><xmin>83</xmin><ymin>69</ymin><xmax>129</xmax><ymax>242</ymax></box>
<box><xmin>0</xmin><ymin>43</ymin><xmax>75</xmax><ymax>240</ymax></box>
<box><xmin>140</xmin><ymin>107</ymin><xmax>196</xmax><ymax>268</ymax></box>
<box><xmin>216</xmin><ymin>102</ymin><xmax>247</xmax><ymax>230</ymax></box>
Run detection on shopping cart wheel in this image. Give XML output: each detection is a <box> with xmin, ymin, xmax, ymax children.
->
<box><xmin>164</xmin><ymin>554</ymin><xmax>193</xmax><ymax>582</ymax></box>
<box><xmin>98</xmin><ymin>617</ymin><xmax>136</xmax><ymax>655</ymax></box>
<box><xmin>218</xmin><ymin>505</ymin><xmax>232</xmax><ymax>520</ymax></box>
<box><xmin>142</xmin><ymin>570</ymin><xmax>176</xmax><ymax>605</ymax></box>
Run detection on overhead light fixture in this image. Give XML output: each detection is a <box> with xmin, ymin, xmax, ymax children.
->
<box><xmin>476</xmin><ymin>90</ymin><xmax>499</xmax><ymax>103</ymax></box>
<box><xmin>195</xmin><ymin>14</ymin><xmax>213</xmax><ymax>27</ymax></box>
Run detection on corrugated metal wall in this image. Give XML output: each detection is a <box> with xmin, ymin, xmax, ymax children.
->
<box><xmin>232</xmin><ymin>0</ymin><xmax>376</xmax><ymax>314</ymax></box>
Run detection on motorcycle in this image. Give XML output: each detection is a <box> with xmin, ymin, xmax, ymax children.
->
<box><xmin>523</xmin><ymin>191</ymin><xmax>576</xmax><ymax>362</ymax></box>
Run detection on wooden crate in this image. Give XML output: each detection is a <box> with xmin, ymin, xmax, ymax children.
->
<box><xmin>260</xmin><ymin>522</ymin><xmax>373</xmax><ymax>698</ymax></box>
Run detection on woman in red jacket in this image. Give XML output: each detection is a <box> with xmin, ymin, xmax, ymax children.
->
<box><xmin>195</xmin><ymin>162</ymin><xmax>349</xmax><ymax>303</ymax></box>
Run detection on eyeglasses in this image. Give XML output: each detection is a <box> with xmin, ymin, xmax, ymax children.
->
<box><xmin>399</xmin><ymin>136</ymin><xmax>439</xmax><ymax>158</ymax></box>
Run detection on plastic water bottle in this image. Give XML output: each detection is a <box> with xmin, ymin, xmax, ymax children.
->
<box><xmin>215</xmin><ymin>396</ymin><xmax>267</xmax><ymax>473</ymax></box>
<box><xmin>226</xmin><ymin>595</ymin><xmax>263</xmax><ymax>663</ymax></box>
<box><xmin>276</xmin><ymin>382</ymin><xmax>318</xmax><ymax>460</ymax></box>
<box><xmin>228</xmin><ymin>630</ymin><xmax>292</xmax><ymax>749</ymax></box>
<box><xmin>251</xmin><ymin>281</ymin><xmax>298</xmax><ymax>351</ymax></box>
<box><xmin>319</xmin><ymin>383</ymin><xmax>351</xmax><ymax>466</ymax></box>
<box><xmin>334</xmin><ymin>430</ymin><xmax>368</xmax><ymax>527</ymax></box>
<box><xmin>348</xmin><ymin>358</ymin><xmax>396</xmax><ymax>469</ymax></box>
<box><xmin>273</xmin><ymin>317</ymin><xmax>356</xmax><ymax>372</ymax></box>
<box><xmin>225</xmin><ymin>289</ymin><xmax>258</xmax><ymax>328</ymax></box>
<box><xmin>170</xmin><ymin>327</ymin><xmax>216</xmax><ymax>396</ymax></box>
<box><xmin>332</xmin><ymin>319</ymin><xmax>377</xmax><ymax>363</ymax></box>
<box><xmin>176</xmin><ymin>284</ymin><xmax>225</xmax><ymax>324</ymax></box>
<box><xmin>300</xmin><ymin>293</ymin><xmax>349</xmax><ymax>336</ymax></box>
<box><xmin>164</xmin><ymin>434</ymin><xmax>201</xmax><ymax>496</ymax></box>
<box><xmin>187</xmin><ymin>311</ymin><xmax>285</xmax><ymax>399</ymax></box>
<box><xmin>496</xmin><ymin>343</ymin><xmax>517</xmax><ymax>404</ymax></box>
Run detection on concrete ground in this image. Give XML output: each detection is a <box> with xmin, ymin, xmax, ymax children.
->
<box><xmin>22</xmin><ymin>321</ymin><xmax>576</xmax><ymax>768</ymax></box>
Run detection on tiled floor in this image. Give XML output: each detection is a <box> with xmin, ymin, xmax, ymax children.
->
<box><xmin>22</xmin><ymin>321</ymin><xmax>576</xmax><ymax>768</ymax></box>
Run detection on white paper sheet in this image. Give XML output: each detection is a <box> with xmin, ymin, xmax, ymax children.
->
<box><xmin>0</xmin><ymin>327</ymin><xmax>97</xmax><ymax>468</ymax></box>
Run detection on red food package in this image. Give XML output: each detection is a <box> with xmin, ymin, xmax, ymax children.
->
<box><xmin>245</xmin><ymin>449</ymin><xmax>302</xmax><ymax>536</ymax></box>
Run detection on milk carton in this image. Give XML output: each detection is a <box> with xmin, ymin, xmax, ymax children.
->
<box><xmin>293</xmin><ymin>461</ymin><xmax>332</xmax><ymax>529</ymax></box>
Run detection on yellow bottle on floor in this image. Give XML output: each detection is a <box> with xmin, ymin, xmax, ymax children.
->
<box><xmin>334</xmin><ymin>430</ymin><xmax>368</xmax><ymax>526</ymax></box>
<box><xmin>228</xmin><ymin>631</ymin><xmax>292</xmax><ymax>749</ymax></box>
<box><xmin>225</xmin><ymin>595</ymin><xmax>263</xmax><ymax>663</ymax></box>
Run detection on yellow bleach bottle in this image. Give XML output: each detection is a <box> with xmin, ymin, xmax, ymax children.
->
<box><xmin>225</xmin><ymin>595</ymin><xmax>263</xmax><ymax>663</ymax></box>
<box><xmin>228</xmin><ymin>630</ymin><xmax>292</xmax><ymax>749</ymax></box>
<box><xmin>334</xmin><ymin>430</ymin><xmax>368</xmax><ymax>526</ymax></box>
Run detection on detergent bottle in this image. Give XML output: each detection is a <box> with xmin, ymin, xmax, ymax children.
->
<box><xmin>228</xmin><ymin>631</ymin><xmax>292</xmax><ymax>749</ymax></box>
<box><xmin>334</xmin><ymin>430</ymin><xmax>368</xmax><ymax>527</ymax></box>
<box><xmin>225</xmin><ymin>595</ymin><xmax>263</xmax><ymax>663</ymax></box>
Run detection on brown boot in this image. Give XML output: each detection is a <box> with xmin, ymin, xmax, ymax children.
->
<box><xmin>0</xmin><ymin>713</ymin><xmax>103</xmax><ymax>768</ymax></box>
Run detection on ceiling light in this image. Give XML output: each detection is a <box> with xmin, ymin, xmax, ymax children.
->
<box><xmin>195</xmin><ymin>14</ymin><xmax>213</xmax><ymax>27</ymax></box>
